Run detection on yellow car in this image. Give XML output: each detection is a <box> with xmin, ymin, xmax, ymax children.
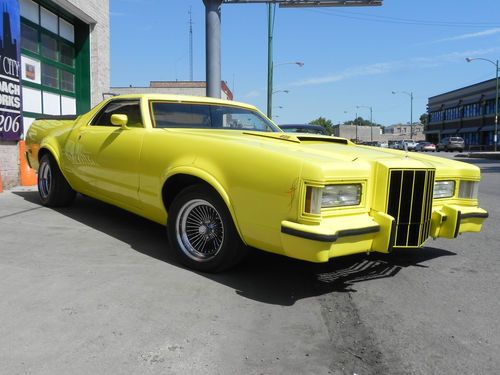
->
<box><xmin>25</xmin><ymin>94</ymin><xmax>488</xmax><ymax>272</ymax></box>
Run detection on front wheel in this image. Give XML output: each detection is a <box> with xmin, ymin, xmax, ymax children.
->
<box><xmin>38</xmin><ymin>153</ymin><xmax>76</xmax><ymax>207</ymax></box>
<box><xmin>167</xmin><ymin>185</ymin><xmax>247</xmax><ymax>272</ymax></box>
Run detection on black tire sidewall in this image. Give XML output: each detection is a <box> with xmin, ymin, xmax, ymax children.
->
<box><xmin>167</xmin><ymin>185</ymin><xmax>245</xmax><ymax>273</ymax></box>
<box><xmin>38</xmin><ymin>154</ymin><xmax>54</xmax><ymax>206</ymax></box>
<box><xmin>37</xmin><ymin>153</ymin><xmax>75</xmax><ymax>207</ymax></box>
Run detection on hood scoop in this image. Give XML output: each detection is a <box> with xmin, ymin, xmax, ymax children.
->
<box><xmin>243</xmin><ymin>131</ymin><xmax>349</xmax><ymax>145</ymax></box>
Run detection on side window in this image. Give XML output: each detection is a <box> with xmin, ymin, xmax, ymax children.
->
<box><xmin>152</xmin><ymin>103</ymin><xmax>211</xmax><ymax>128</ymax></box>
<box><xmin>91</xmin><ymin>100</ymin><xmax>143</xmax><ymax>127</ymax></box>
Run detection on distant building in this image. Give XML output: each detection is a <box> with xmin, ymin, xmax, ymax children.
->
<box><xmin>384</xmin><ymin>123</ymin><xmax>425</xmax><ymax>140</ymax></box>
<box><xmin>332</xmin><ymin>124</ymin><xmax>382</xmax><ymax>142</ymax></box>
<box><xmin>112</xmin><ymin>81</ymin><xmax>233</xmax><ymax>101</ymax></box>
<box><xmin>427</xmin><ymin>78</ymin><xmax>498</xmax><ymax>149</ymax></box>
<box><xmin>332</xmin><ymin>123</ymin><xmax>425</xmax><ymax>143</ymax></box>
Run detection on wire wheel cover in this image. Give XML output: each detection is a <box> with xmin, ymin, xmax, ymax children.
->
<box><xmin>38</xmin><ymin>160</ymin><xmax>52</xmax><ymax>199</ymax></box>
<box><xmin>176</xmin><ymin>199</ymin><xmax>225</xmax><ymax>261</ymax></box>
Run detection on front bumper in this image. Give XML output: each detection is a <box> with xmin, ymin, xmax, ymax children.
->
<box><xmin>280</xmin><ymin>204</ymin><xmax>488</xmax><ymax>263</ymax></box>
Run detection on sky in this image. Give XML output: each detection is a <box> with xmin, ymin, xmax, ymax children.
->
<box><xmin>110</xmin><ymin>0</ymin><xmax>500</xmax><ymax>126</ymax></box>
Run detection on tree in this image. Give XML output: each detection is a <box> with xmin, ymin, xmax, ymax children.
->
<box><xmin>344</xmin><ymin>116</ymin><xmax>380</xmax><ymax>127</ymax></box>
<box><xmin>310</xmin><ymin>117</ymin><xmax>333</xmax><ymax>135</ymax></box>
<box><xmin>420</xmin><ymin>113</ymin><xmax>428</xmax><ymax>126</ymax></box>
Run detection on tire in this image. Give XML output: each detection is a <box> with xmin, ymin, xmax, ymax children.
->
<box><xmin>167</xmin><ymin>185</ymin><xmax>247</xmax><ymax>272</ymax></box>
<box><xmin>38</xmin><ymin>153</ymin><xmax>76</xmax><ymax>207</ymax></box>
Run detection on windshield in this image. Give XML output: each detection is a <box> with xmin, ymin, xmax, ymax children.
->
<box><xmin>150</xmin><ymin>101</ymin><xmax>279</xmax><ymax>132</ymax></box>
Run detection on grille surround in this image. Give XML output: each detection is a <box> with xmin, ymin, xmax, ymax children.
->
<box><xmin>386</xmin><ymin>169</ymin><xmax>435</xmax><ymax>247</ymax></box>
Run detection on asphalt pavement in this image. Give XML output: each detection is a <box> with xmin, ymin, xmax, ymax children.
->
<box><xmin>0</xmin><ymin>155</ymin><xmax>498</xmax><ymax>375</ymax></box>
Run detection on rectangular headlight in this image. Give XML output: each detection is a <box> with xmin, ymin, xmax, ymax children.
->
<box><xmin>458</xmin><ymin>181</ymin><xmax>479</xmax><ymax>199</ymax></box>
<box><xmin>434</xmin><ymin>180</ymin><xmax>455</xmax><ymax>199</ymax></box>
<box><xmin>305</xmin><ymin>184</ymin><xmax>362</xmax><ymax>214</ymax></box>
<box><xmin>322</xmin><ymin>184</ymin><xmax>361</xmax><ymax>208</ymax></box>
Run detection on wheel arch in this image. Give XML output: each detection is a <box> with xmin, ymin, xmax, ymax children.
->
<box><xmin>38</xmin><ymin>141</ymin><xmax>61</xmax><ymax>164</ymax></box>
<box><xmin>162</xmin><ymin>168</ymin><xmax>246</xmax><ymax>243</ymax></box>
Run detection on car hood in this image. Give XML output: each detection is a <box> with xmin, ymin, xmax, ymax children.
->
<box><xmin>165</xmin><ymin>129</ymin><xmax>478</xmax><ymax>177</ymax></box>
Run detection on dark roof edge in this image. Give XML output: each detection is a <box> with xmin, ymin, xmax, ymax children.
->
<box><xmin>428</xmin><ymin>78</ymin><xmax>496</xmax><ymax>100</ymax></box>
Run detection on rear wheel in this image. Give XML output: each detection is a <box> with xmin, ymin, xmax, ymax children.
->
<box><xmin>167</xmin><ymin>185</ymin><xmax>247</xmax><ymax>272</ymax></box>
<box><xmin>38</xmin><ymin>153</ymin><xmax>76</xmax><ymax>207</ymax></box>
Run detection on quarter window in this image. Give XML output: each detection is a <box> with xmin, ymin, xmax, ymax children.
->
<box><xmin>91</xmin><ymin>100</ymin><xmax>143</xmax><ymax>128</ymax></box>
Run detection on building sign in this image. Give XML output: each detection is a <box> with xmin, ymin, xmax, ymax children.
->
<box><xmin>0</xmin><ymin>0</ymin><xmax>22</xmax><ymax>141</ymax></box>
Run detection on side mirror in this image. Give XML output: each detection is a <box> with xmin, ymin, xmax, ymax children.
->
<box><xmin>111</xmin><ymin>114</ymin><xmax>128</xmax><ymax>128</ymax></box>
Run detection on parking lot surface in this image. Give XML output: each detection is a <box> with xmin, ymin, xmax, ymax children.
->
<box><xmin>1</xmin><ymin>155</ymin><xmax>499</xmax><ymax>375</ymax></box>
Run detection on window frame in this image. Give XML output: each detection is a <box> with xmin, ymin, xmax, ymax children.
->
<box><xmin>148</xmin><ymin>100</ymin><xmax>279</xmax><ymax>132</ymax></box>
<box><xmin>20</xmin><ymin>16</ymin><xmax>76</xmax><ymax>97</ymax></box>
<box><xmin>90</xmin><ymin>99</ymin><xmax>144</xmax><ymax>128</ymax></box>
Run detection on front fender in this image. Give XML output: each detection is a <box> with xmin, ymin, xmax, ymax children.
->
<box><xmin>163</xmin><ymin>166</ymin><xmax>245</xmax><ymax>241</ymax></box>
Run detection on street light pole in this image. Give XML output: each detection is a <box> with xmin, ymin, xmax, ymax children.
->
<box><xmin>267</xmin><ymin>3</ymin><xmax>274</xmax><ymax>119</ymax></box>
<box><xmin>466</xmin><ymin>57</ymin><xmax>499</xmax><ymax>152</ymax></box>
<box><xmin>392</xmin><ymin>91</ymin><xmax>414</xmax><ymax>139</ymax></box>
<box><xmin>267</xmin><ymin>60</ymin><xmax>303</xmax><ymax>119</ymax></box>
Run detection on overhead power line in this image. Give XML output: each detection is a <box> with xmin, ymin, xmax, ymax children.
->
<box><xmin>305</xmin><ymin>8</ymin><xmax>500</xmax><ymax>28</ymax></box>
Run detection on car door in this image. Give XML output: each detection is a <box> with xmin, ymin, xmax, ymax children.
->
<box><xmin>71</xmin><ymin>99</ymin><xmax>145</xmax><ymax>208</ymax></box>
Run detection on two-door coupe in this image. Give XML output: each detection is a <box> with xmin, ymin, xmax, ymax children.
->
<box><xmin>25</xmin><ymin>94</ymin><xmax>488</xmax><ymax>272</ymax></box>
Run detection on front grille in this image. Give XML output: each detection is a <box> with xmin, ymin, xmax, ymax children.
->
<box><xmin>386</xmin><ymin>169</ymin><xmax>435</xmax><ymax>247</ymax></box>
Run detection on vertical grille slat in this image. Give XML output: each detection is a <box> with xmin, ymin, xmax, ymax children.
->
<box><xmin>386</xmin><ymin>169</ymin><xmax>435</xmax><ymax>247</ymax></box>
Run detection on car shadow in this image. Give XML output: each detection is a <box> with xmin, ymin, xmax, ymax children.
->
<box><xmin>14</xmin><ymin>191</ymin><xmax>456</xmax><ymax>306</ymax></box>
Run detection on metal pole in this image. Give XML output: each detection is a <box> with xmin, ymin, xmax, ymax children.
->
<box><xmin>410</xmin><ymin>92</ymin><xmax>414</xmax><ymax>140</ymax></box>
<box><xmin>267</xmin><ymin>4</ymin><xmax>273</xmax><ymax>119</ymax></box>
<box><xmin>370</xmin><ymin>106</ymin><xmax>373</xmax><ymax>142</ymax></box>
<box><xmin>495</xmin><ymin>60</ymin><xmax>499</xmax><ymax>151</ymax></box>
<box><xmin>355</xmin><ymin>112</ymin><xmax>358</xmax><ymax>142</ymax></box>
<box><xmin>204</xmin><ymin>0</ymin><xmax>222</xmax><ymax>98</ymax></box>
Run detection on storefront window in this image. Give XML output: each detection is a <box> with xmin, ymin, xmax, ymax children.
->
<box><xmin>41</xmin><ymin>33</ymin><xmax>58</xmax><ymax>61</ymax></box>
<box><xmin>21</xmin><ymin>23</ymin><xmax>38</xmax><ymax>53</ymax></box>
<box><xmin>21</xmin><ymin>10</ymin><xmax>80</xmax><ymax>117</ymax></box>
<box><xmin>60</xmin><ymin>43</ymin><xmax>74</xmax><ymax>67</ymax></box>
<box><xmin>61</xmin><ymin>70</ymin><xmax>75</xmax><ymax>92</ymax></box>
<box><xmin>41</xmin><ymin>63</ymin><xmax>58</xmax><ymax>88</ymax></box>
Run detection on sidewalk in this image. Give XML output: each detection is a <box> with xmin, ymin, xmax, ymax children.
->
<box><xmin>459</xmin><ymin>152</ymin><xmax>500</xmax><ymax>160</ymax></box>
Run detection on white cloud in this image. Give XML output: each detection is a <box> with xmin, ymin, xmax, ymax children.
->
<box><xmin>244</xmin><ymin>90</ymin><xmax>261</xmax><ymax>98</ymax></box>
<box><xmin>423</xmin><ymin>28</ymin><xmax>500</xmax><ymax>45</ymax></box>
<box><xmin>288</xmin><ymin>47</ymin><xmax>500</xmax><ymax>88</ymax></box>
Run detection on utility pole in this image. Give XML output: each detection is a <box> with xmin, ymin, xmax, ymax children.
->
<box><xmin>267</xmin><ymin>3</ymin><xmax>274</xmax><ymax>118</ymax></box>
<box><xmin>189</xmin><ymin>8</ymin><xmax>194</xmax><ymax>81</ymax></box>
<box><xmin>204</xmin><ymin>0</ymin><xmax>222</xmax><ymax>98</ymax></box>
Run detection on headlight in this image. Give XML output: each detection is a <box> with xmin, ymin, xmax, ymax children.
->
<box><xmin>323</xmin><ymin>184</ymin><xmax>361</xmax><ymax>207</ymax></box>
<box><xmin>305</xmin><ymin>184</ymin><xmax>361</xmax><ymax>214</ymax></box>
<box><xmin>458</xmin><ymin>181</ymin><xmax>478</xmax><ymax>199</ymax></box>
<box><xmin>434</xmin><ymin>180</ymin><xmax>455</xmax><ymax>199</ymax></box>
